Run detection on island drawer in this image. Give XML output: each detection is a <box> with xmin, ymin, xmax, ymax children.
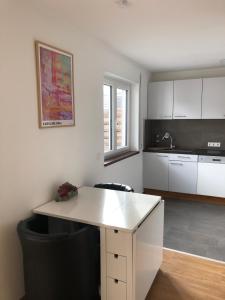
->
<box><xmin>106</xmin><ymin>229</ymin><xmax>132</xmax><ymax>256</ymax></box>
<box><xmin>107</xmin><ymin>253</ymin><xmax>127</xmax><ymax>282</ymax></box>
<box><xmin>107</xmin><ymin>277</ymin><xmax>127</xmax><ymax>300</ymax></box>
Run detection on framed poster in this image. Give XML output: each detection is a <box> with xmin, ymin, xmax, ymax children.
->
<box><xmin>35</xmin><ymin>41</ymin><xmax>75</xmax><ymax>128</ymax></box>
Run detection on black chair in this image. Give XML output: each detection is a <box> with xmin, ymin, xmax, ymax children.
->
<box><xmin>94</xmin><ymin>182</ymin><xmax>134</xmax><ymax>192</ymax></box>
<box><xmin>18</xmin><ymin>215</ymin><xmax>100</xmax><ymax>300</ymax></box>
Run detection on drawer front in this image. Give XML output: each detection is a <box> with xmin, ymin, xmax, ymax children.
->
<box><xmin>106</xmin><ymin>229</ymin><xmax>131</xmax><ymax>256</ymax></box>
<box><xmin>169</xmin><ymin>153</ymin><xmax>198</xmax><ymax>162</ymax></box>
<box><xmin>107</xmin><ymin>278</ymin><xmax>127</xmax><ymax>300</ymax></box>
<box><xmin>107</xmin><ymin>253</ymin><xmax>127</xmax><ymax>282</ymax></box>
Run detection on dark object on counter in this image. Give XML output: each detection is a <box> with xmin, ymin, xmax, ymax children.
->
<box><xmin>17</xmin><ymin>215</ymin><xmax>100</xmax><ymax>300</ymax></box>
<box><xmin>55</xmin><ymin>182</ymin><xmax>78</xmax><ymax>202</ymax></box>
<box><xmin>94</xmin><ymin>182</ymin><xmax>134</xmax><ymax>192</ymax></box>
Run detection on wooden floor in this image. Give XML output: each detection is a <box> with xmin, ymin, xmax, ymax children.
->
<box><xmin>146</xmin><ymin>249</ymin><xmax>225</xmax><ymax>300</ymax></box>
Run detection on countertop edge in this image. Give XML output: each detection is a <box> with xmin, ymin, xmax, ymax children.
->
<box><xmin>143</xmin><ymin>149</ymin><xmax>225</xmax><ymax>157</ymax></box>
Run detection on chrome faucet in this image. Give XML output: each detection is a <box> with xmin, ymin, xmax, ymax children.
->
<box><xmin>162</xmin><ymin>132</ymin><xmax>175</xmax><ymax>149</ymax></box>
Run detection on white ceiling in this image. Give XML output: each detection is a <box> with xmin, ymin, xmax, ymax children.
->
<box><xmin>31</xmin><ymin>0</ymin><xmax>225</xmax><ymax>71</ymax></box>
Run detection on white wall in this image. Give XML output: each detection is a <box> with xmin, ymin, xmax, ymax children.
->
<box><xmin>0</xmin><ymin>2</ymin><xmax>150</xmax><ymax>299</ymax></box>
<box><xmin>151</xmin><ymin>66</ymin><xmax>225</xmax><ymax>81</ymax></box>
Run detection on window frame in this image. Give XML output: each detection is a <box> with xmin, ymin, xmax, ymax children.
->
<box><xmin>103</xmin><ymin>77</ymin><xmax>131</xmax><ymax>158</ymax></box>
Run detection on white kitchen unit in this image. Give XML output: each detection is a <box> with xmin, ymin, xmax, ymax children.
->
<box><xmin>169</xmin><ymin>154</ymin><xmax>198</xmax><ymax>194</ymax></box>
<box><xmin>197</xmin><ymin>156</ymin><xmax>225</xmax><ymax>197</ymax></box>
<box><xmin>143</xmin><ymin>152</ymin><xmax>169</xmax><ymax>190</ymax></box>
<box><xmin>148</xmin><ymin>81</ymin><xmax>174</xmax><ymax>119</ymax></box>
<box><xmin>33</xmin><ymin>186</ymin><xmax>164</xmax><ymax>300</ymax></box>
<box><xmin>202</xmin><ymin>77</ymin><xmax>225</xmax><ymax>119</ymax></box>
<box><xmin>173</xmin><ymin>79</ymin><xmax>202</xmax><ymax>119</ymax></box>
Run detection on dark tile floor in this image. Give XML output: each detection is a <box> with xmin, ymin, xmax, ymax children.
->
<box><xmin>164</xmin><ymin>198</ymin><xmax>225</xmax><ymax>262</ymax></box>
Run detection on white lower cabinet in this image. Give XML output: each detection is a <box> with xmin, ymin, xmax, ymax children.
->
<box><xmin>197</xmin><ymin>162</ymin><xmax>225</xmax><ymax>197</ymax></box>
<box><xmin>143</xmin><ymin>153</ymin><xmax>169</xmax><ymax>191</ymax></box>
<box><xmin>169</xmin><ymin>161</ymin><xmax>197</xmax><ymax>194</ymax></box>
<box><xmin>143</xmin><ymin>152</ymin><xmax>198</xmax><ymax>194</ymax></box>
<box><xmin>143</xmin><ymin>151</ymin><xmax>225</xmax><ymax>197</ymax></box>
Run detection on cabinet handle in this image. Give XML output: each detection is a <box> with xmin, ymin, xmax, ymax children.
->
<box><xmin>156</xmin><ymin>154</ymin><xmax>168</xmax><ymax>158</ymax></box>
<box><xmin>114</xmin><ymin>254</ymin><xmax>118</xmax><ymax>259</ymax></box>
<box><xmin>170</xmin><ymin>162</ymin><xmax>183</xmax><ymax>166</ymax></box>
<box><xmin>114</xmin><ymin>230</ymin><xmax>118</xmax><ymax>234</ymax></box>
<box><xmin>178</xmin><ymin>156</ymin><xmax>191</xmax><ymax>159</ymax></box>
<box><xmin>174</xmin><ymin>115</ymin><xmax>187</xmax><ymax>118</ymax></box>
<box><xmin>114</xmin><ymin>279</ymin><xmax>119</xmax><ymax>284</ymax></box>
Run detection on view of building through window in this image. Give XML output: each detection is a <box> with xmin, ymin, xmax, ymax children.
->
<box><xmin>103</xmin><ymin>82</ymin><xmax>129</xmax><ymax>154</ymax></box>
<box><xmin>103</xmin><ymin>85</ymin><xmax>111</xmax><ymax>152</ymax></box>
<box><xmin>116</xmin><ymin>88</ymin><xmax>127</xmax><ymax>149</ymax></box>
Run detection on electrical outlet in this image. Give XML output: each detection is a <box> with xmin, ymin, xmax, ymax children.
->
<box><xmin>208</xmin><ymin>142</ymin><xmax>221</xmax><ymax>148</ymax></box>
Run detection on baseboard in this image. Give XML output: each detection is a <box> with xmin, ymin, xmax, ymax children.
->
<box><xmin>144</xmin><ymin>188</ymin><xmax>225</xmax><ymax>205</ymax></box>
<box><xmin>164</xmin><ymin>247</ymin><xmax>225</xmax><ymax>265</ymax></box>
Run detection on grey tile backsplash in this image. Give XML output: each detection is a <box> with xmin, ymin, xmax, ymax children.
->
<box><xmin>145</xmin><ymin>119</ymin><xmax>225</xmax><ymax>150</ymax></box>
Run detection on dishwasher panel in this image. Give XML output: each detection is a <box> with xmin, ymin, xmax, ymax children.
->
<box><xmin>197</xmin><ymin>160</ymin><xmax>225</xmax><ymax>197</ymax></box>
<box><xmin>198</xmin><ymin>155</ymin><xmax>225</xmax><ymax>164</ymax></box>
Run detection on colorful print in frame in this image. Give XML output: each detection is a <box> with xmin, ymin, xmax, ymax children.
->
<box><xmin>35</xmin><ymin>41</ymin><xmax>75</xmax><ymax>128</ymax></box>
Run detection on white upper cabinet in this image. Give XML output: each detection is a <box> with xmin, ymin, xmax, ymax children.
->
<box><xmin>148</xmin><ymin>81</ymin><xmax>173</xmax><ymax>119</ymax></box>
<box><xmin>173</xmin><ymin>79</ymin><xmax>202</xmax><ymax>119</ymax></box>
<box><xmin>202</xmin><ymin>77</ymin><xmax>225</xmax><ymax>119</ymax></box>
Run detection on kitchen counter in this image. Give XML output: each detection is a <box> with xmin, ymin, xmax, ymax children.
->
<box><xmin>143</xmin><ymin>147</ymin><xmax>225</xmax><ymax>157</ymax></box>
<box><xmin>33</xmin><ymin>186</ymin><xmax>161</xmax><ymax>232</ymax></box>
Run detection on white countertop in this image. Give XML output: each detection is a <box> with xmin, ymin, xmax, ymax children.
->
<box><xmin>33</xmin><ymin>186</ymin><xmax>161</xmax><ymax>232</ymax></box>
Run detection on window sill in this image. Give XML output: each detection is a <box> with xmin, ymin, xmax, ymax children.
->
<box><xmin>104</xmin><ymin>151</ymin><xmax>140</xmax><ymax>167</ymax></box>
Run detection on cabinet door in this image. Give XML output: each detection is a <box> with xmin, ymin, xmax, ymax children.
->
<box><xmin>134</xmin><ymin>201</ymin><xmax>164</xmax><ymax>300</ymax></box>
<box><xmin>173</xmin><ymin>79</ymin><xmax>202</xmax><ymax>119</ymax></box>
<box><xmin>202</xmin><ymin>77</ymin><xmax>225</xmax><ymax>119</ymax></box>
<box><xmin>143</xmin><ymin>153</ymin><xmax>169</xmax><ymax>190</ymax></box>
<box><xmin>169</xmin><ymin>161</ymin><xmax>197</xmax><ymax>194</ymax></box>
<box><xmin>148</xmin><ymin>81</ymin><xmax>173</xmax><ymax>119</ymax></box>
<box><xmin>197</xmin><ymin>163</ymin><xmax>225</xmax><ymax>197</ymax></box>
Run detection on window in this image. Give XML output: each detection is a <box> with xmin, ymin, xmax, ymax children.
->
<box><xmin>103</xmin><ymin>78</ymin><xmax>130</xmax><ymax>156</ymax></box>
